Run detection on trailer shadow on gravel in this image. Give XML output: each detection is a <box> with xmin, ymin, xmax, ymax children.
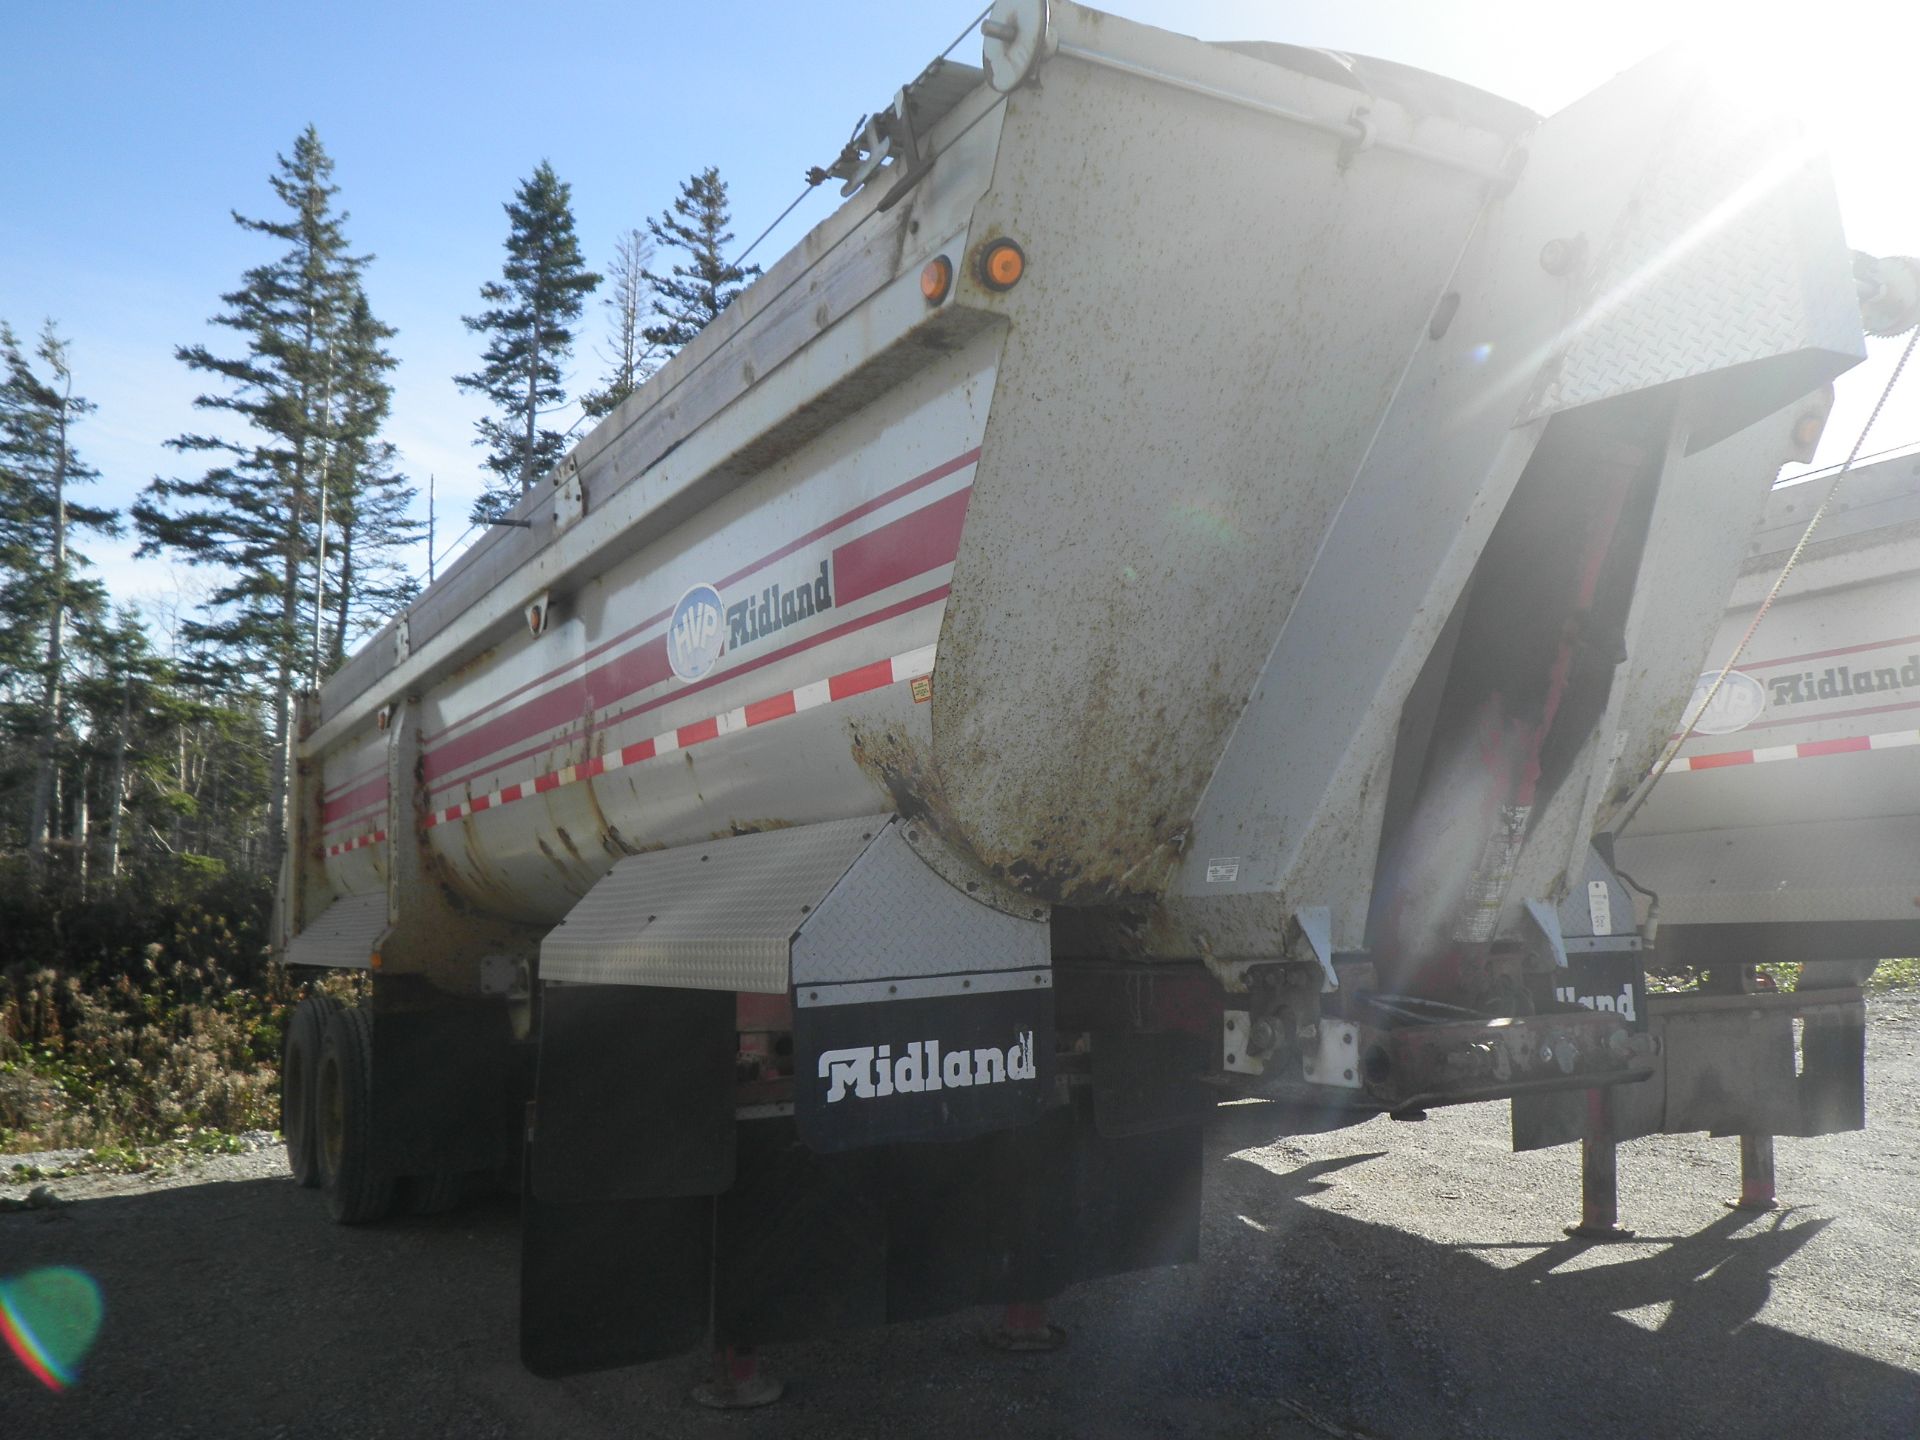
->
<box><xmin>1203</xmin><ymin>1146</ymin><xmax>1918</xmax><ymax>1439</ymax></box>
<box><xmin>3</xmin><ymin>1137</ymin><xmax>1917</xmax><ymax>1440</ymax></box>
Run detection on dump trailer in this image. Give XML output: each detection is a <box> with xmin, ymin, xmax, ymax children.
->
<box><xmin>273</xmin><ymin>0</ymin><xmax>1909</xmax><ymax>1388</ymax></box>
<box><xmin>1615</xmin><ymin>446</ymin><xmax>1920</xmax><ymax>971</ymax></box>
<box><xmin>1508</xmin><ymin>447</ymin><xmax>1920</xmax><ymax>1215</ymax></box>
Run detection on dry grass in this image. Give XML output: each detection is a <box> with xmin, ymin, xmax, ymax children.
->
<box><xmin>0</xmin><ymin>951</ymin><xmax>292</xmax><ymax>1151</ymax></box>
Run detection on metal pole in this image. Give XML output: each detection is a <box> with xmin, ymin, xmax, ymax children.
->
<box><xmin>1566</xmin><ymin>1086</ymin><xmax>1636</xmax><ymax>1240</ymax></box>
<box><xmin>983</xmin><ymin>1300</ymin><xmax>1067</xmax><ymax>1352</ymax></box>
<box><xmin>1730</xmin><ymin>1134</ymin><xmax>1778</xmax><ymax>1212</ymax></box>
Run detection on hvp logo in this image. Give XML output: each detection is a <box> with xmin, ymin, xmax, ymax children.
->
<box><xmin>667</xmin><ymin>584</ymin><xmax>726</xmax><ymax>682</ymax></box>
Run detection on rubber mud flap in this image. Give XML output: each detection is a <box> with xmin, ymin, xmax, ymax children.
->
<box><xmin>520</xmin><ymin>1187</ymin><xmax>711</xmax><ymax>1376</ymax></box>
<box><xmin>882</xmin><ymin>1100</ymin><xmax>1203</xmax><ymax>1323</ymax></box>
<box><xmin>370</xmin><ymin>1002</ymin><xmax>516</xmax><ymax>1175</ymax></box>
<box><xmin>1091</xmin><ymin>1030</ymin><xmax>1215</xmax><ymax>1137</ymax></box>
<box><xmin>795</xmin><ymin>984</ymin><xmax>1054</xmax><ymax>1152</ymax></box>
<box><xmin>711</xmin><ymin>1119</ymin><xmax>888</xmax><ymax>1346</ymax></box>
<box><xmin>531</xmin><ymin>982</ymin><xmax>735</xmax><ymax>1199</ymax></box>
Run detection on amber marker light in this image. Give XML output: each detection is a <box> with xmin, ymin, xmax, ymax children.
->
<box><xmin>979</xmin><ymin>238</ymin><xmax>1025</xmax><ymax>291</ymax></box>
<box><xmin>920</xmin><ymin>255</ymin><xmax>953</xmax><ymax>304</ymax></box>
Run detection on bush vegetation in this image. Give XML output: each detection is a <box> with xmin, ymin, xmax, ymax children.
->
<box><xmin>0</xmin><ymin>862</ymin><xmax>288</xmax><ymax>1155</ymax></box>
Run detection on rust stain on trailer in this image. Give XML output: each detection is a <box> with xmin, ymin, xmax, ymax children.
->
<box><xmin>715</xmin><ymin>818</ymin><xmax>799</xmax><ymax>838</ymax></box>
<box><xmin>849</xmin><ymin>716</ymin><xmax>1184</xmax><ymax>910</ymax></box>
<box><xmin>446</xmin><ymin>644</ymin><xmax>498</xmax><ymax>683</ymax></box>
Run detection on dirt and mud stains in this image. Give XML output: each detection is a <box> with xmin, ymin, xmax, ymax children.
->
<box><xmin>851</xmin><ymin>716</ymin><xmax>1184</xmax><ymax>909</ymax></box>
<box><xmin>715</xmin><ymin>818</ymin><xmax>798</xmax><ymax>838</ymax></box>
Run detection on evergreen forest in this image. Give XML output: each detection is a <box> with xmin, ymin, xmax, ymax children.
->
<box><xmin>0</xmin><ymin>136</ymin><xmax>756</xmax><ymax>1158</ymax></box>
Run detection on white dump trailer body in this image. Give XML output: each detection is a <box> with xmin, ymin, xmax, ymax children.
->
<box><xmin>287</xmin><ymin>8</ymin><xmax>1862</xmax><ymax>980</ymax></box>
<box><xmin>270</xmin><ymin>1</ymin><xmax>1893</xmax><ymax>1382</ymax></box>
<box><xmin>1615</xmin><ymin>450</ymin><xmax>1920</xmax><ymax>966</ymax></box>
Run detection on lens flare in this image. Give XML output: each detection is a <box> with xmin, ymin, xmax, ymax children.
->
<box><xmin>1167</xmin><ymin>498</ymin><xmax>1245</xmax><ymax>548</ymax></box>
<box><xmin>0</xmin><ymin>1267</ymin><xmax>104</xmax><ymax>1391</ymax></box>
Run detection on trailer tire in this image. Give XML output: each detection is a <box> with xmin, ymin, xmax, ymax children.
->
<box><xmin>317</xmin><ymin>1005</ymin><xmax>394</xmax><ymax>1225</ymax></box>
<box><xmin>281</xmin><ymin>994</ymin><xmax>341</xmax><ymax>1189</ymax></box>
<box><xmin>397</xmin><ymin>1170</ymin><xmax>465</xmax><ymax>1216</ymax></box>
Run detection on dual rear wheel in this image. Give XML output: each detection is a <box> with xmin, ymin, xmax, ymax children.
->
<box><xmin>282</xmin><ymin>995</ymin><xmax>465</xmax><ymax>1223</ymax></box>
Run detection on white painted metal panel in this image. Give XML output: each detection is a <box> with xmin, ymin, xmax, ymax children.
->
<box><xmin>281</xmin><ymin>5</ymin><xmax>1870</xmax><ymax>988</ymax></box>
<box><xmin>541</xmin><ymin>815</ymin><xmax>890</xmax><ymax>991</ymax></box>
<box><xmin>283</xmin><ymin>892</ymin><xmax>384</xmax><ymax>970</ymax></box>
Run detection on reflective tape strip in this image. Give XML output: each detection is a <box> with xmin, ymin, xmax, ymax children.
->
<box><xmin>325</xmin><ymin>829</ymin><xmax>387</xmax><ymax>858</ymax></box>
<box><xmin>1665</xmin><ymin>728</ymin><xmax>1919</xmax><ymax>773</ymax></box>
<box><xmin>424</xmin><ymin>647</ymin><xmax>934</xmax><ymax>829</ymax></box>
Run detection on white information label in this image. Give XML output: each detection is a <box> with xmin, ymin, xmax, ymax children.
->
<box><xmin>1587</xmin><ymin>880</ymin><xmax>1613</xmax><ymax>936</ymax></box>
<box><xmin>1205</xmin><ymin>858</ymin><xmax>1241</xmax><ymax>884</ymax></box>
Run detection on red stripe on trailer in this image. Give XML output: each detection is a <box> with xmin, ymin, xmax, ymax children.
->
<box><xmin>678</xmin><ymin>716</ymin><xmax>720</xmax><ymax>748</ymax></box>
<box><xmin>1741</xmin><ymin>696</ymin><xmax>1920</xmax><ymax>732</ymax></box>
<box><xmin>424</xmin><ymin>585</ymin><xmax>948</xmax><ymax>798</ymax></box>
<box><xmin>830</xmin><ymin>488</ymin><xmax>973</xmax><ymax>607</ymax></box>
<box><xmin>324</xmin><ymin>828</ymin><xmax>388</xmax><ymax>858</ymax></box>
<box><xmin>829</xmin><ymin>658</ymin><xmax>897</xmax><ymax>700</ymax></box>
<box><xmin>1743</xmin><ymin>631</ymin><xmax>1920</xmax><ymax>671</ymax></box>
<box><xmin>1667</xmin><ymin>726</ymin><xmax>1918</xmax><ymax>773</ymax></box>
<box><xmin>419</xmin><ymin>449</ymin><xmax>981</xmax><ymax>746</ymax></box>
<box><xmin>1796</xmin><ymin>735</ymin><xmax>1871</xmax><ymax>758</ymax></box>
<box><xmin>422</xmin><ymin>636</ymin><xmax>673</xmax><ymax>784</ymax></box>
<box><xmin>746</xmin><ymin>692</ymin><xmax>796</xmax><ymax>726</ymax></box>
<box><xmin>1688</xmin><ymin>749</ymin><xmax>1753</xmax><ymax>770</ymax></box>
<box><xmin>417</xmin><ymin>645</ymin><xmax>935</xmax><ymax>831</ymax></box>
<box><xmin>320</xmin><ymin>799</ymin><xmax>387</xmax><ymax>837</ymax></box>
<box><xmin>321</xmin><ymin>777</ymin><xmax>390</xmax><ymax>826</ymax></box>
<box><xmin>322</xmin><ymin>763</ymin><xmax>386</xmax><ymax>801</ymax></box>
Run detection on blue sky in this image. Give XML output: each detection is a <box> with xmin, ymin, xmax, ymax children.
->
<box><xmin>4</xmin><ymin>1</ymin><xmax>1916</xmax><ymax>628</ymax></box>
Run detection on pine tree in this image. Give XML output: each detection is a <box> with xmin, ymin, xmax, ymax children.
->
<box><xmin>457</xmin><ymin>162</ymin><xmax>601</xmax><ymax>522</ymax></box>
<box><xmin>320</xmin><ymin>291</ymin><xmax>417</xmax><ymax>669</ymax></box>
<box><xmin>642</xmin><ymin>167</ymin><xmax>760</xmax><ymax>357</ymax></box>
<box><xmin>66</xmin><ymin>611</ymin><xmax>271</xmax><ymax>883</ymax></box>
<box><xmin>582</xmin><ymin>227</ymin><xmax>659</xmax><ymax>419</ymax></box>
<box><xmin>0</xmin><ymin>320</ymin><xmax>118</xmax><ymax>876</ymax></box>
<box><xmin>134</xmin><ymin>127</ymin><xmax>401</xmax><ymax>868</ymax></box>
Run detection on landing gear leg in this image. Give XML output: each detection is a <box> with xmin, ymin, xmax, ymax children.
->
<box><xmin>982</xmin><ymin>1300</ymin><xmax>1068</xmax><ymax>1353</ymax></box>
<box><xmin>1727</xmin><ymin>1133</ymin><xmax>1778</xmax><ymax>1212</ymax></box>
<box><xmin>1566</xmin><ymin>1086</ymin><xmax>1636</xmax><ymax>1241</ymax></box>
<box><xmin>690</xmin><ymin>1343</ymin><xmax>783</xmax><ymax>1410</ymax></box>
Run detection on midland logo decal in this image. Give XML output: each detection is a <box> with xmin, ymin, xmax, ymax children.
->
<box><xmin>727</xmin><ymin>560</ymin><xmax>833</xmax><ymax>653</ymax></box>
<box><xmin>818</xmin><ymin>1031</ymin><xmax>1038</xmax><ymax>1104</ymax></box>
<box><xmin>1553</xmin><ymin>982</ymin><xmax>1638</xmax><ymax>1023</ymax></box>
<box><xmin>667</xmin><ymin>561</ymin><xmax>835</xmax><ymax>683</ymax></box>
<box><xmin>1765</xmin><ymin>654</ymin><xmax>1920</xmax><ymax>708</ymax></box>
<box><xmin>667</xmin><ymin>584</ymin><xmax>726</xmax><ymax>681</ymax></box>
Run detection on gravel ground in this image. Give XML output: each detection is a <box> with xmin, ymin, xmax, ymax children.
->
<box><xmin>5</xmin><ymin>996</ymin><xmax>1917</xmax><ymax>1439</ymax></box>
